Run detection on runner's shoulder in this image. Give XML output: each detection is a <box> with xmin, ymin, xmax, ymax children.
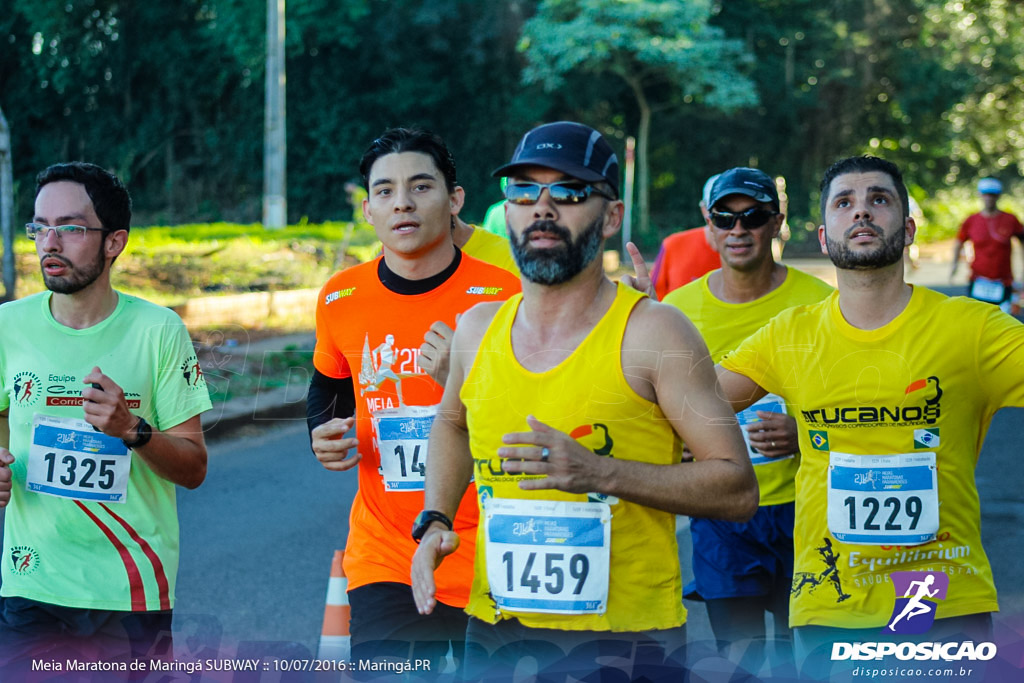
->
<box><xmin>0</xmin><ymin>291</ymin><xmax>47</xmax><ymax>321</ymax></box>
<box><xmin>452</xmin><ymin>300</ymin><xmax>509</xmax><ymax>349</ymax></box>
<box><xmin>627</xmin><ymin>296</ymin><xmax>707</xmax><ymax>352</ymax></box>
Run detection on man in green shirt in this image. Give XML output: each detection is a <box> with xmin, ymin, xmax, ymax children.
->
<box><xmin>0</xmin><ymin>163</ymin><xmax>212</xmax><ymax>673</ymax></box>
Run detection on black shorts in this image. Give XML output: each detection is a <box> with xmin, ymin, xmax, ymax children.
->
<box><xmin>348</xmin><ymin>582</ymin><xmax>467</xmax><ymax>679</ymax></box>
<box><xmin>0</xmin><ymin>596</ymin><xmax>172</xmax><ymax>679</ymax></box>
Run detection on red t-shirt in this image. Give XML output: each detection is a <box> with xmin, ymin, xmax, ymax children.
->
<box><xmin>958</xmin><ymin>211</ymin><xmax>1023</xmax><ymax>284</ymax></box>
<box><xmin>651</xmin><ymin>227</ymin><xmax>721</xmax><ymax>300</ymax></box>
<box><xmin>313</xmin><ymin>254</ymin><xmax>520</xmax><ymax>607</ymax></box>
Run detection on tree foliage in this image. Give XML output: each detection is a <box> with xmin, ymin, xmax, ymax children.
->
<box><xmin>520</xmin><ymin>0</ymin><xmax>758</xmax><ymax>238</ymax></box>
<box><xmin>1</xmin><ymin>0</ymin><xmax>1022</xmax><ymax>251</ymax></box>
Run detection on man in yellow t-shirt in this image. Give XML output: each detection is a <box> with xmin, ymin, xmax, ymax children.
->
<box><xmin>664</xmin><ymin>167</ymin><xmax>832</xmax><ymax>671</ymax></box>
<box><xmin>715</xmin><ymin>155</ymin><xmax>1024</xmax><ymax>677</ymax></box>
<box><xmin>411</xmin><ymin>121</ymin><xmax>758</xmax><ymax>681</ymax></box>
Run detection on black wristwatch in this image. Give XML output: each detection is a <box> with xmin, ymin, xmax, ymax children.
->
<box><xmin>122</xmin><ymin>417</ymin><xmax>153</xmax><ymax>450</ymax></box>
<box><xmin>411</xmin><ymin>510</ymin><xmax>453</xmax><ymax>543</ymax></box>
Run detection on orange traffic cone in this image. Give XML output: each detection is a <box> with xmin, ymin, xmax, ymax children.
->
<box><xmin>317</xmin><ymin>550</ymin><xmax>351</xmax><ymax>661</ymax></box>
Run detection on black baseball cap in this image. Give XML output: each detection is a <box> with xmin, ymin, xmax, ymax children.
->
<box><xmin>492</xmin><ymin>122</ymin><xmax>620</xmax><ymax>197</ymax></box>
<box><xmin>709</xmin><ymin>167</ymin><xmax>779</xmax><ymax>210</ymax></box>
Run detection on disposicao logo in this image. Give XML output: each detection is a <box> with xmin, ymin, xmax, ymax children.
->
<box><xmin>886</xmin><ymin>570</ymin><xmax>947</xmax><ymax>634</ymax></box>
<box><xmin>831</xmin><ymin>570</ymin><xmax>997</xmax><ymax>662</ymax></box>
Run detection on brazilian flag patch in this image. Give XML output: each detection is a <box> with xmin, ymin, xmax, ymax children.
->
<box><xmin>809</xmin><ymin>430</ymin><xmax>829</xmax><ymax>451</ymax></box>
<box><xmin>914</xmin><ymin>428</ymin><xmax>940</xmax><ymax>449</ymax></box>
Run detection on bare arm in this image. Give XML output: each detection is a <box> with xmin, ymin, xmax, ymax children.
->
<box><xmin>501</xmin><ymin>301</ymin><xmax>759</xmax><ymax>522</ymax></box>
<box><xmin>715</xmin><ymin>365</ymin><xmax>769</xmax><ymax>412</ymax></box>
<box><xmin>82</xmin><ymin>368</ymin><xmax>207</xmax><ymax>489</ymax></box>
<box><xmin>411</xmin><ymin>303</ymin><xmax>498</xmax><ymax>614</ymax></box>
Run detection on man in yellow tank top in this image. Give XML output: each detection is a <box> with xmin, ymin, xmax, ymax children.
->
<box><xmin>664</xmin><ymin>167</ymin><xmax>833</xmax><ymax>674</ymax></box>
<box><xmin>410</xmin><ymin>121</ymin><xmax>759</xmax><ymax>681</ymax></box>
<box><xmin>715</xmin><ymin>156</ymin><xmax>1024</xmax><ymax>679</ymax></box>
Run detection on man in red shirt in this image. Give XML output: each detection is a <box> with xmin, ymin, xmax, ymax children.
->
<box><xmin>650</xmin><ymin>174</ymin><xmax>722</xmax><ymax>300</ymax></box>
<box><xmin>951</xmin><ymin>177</ymin><xmax>1023</xmax><ymax>309</ymax></box>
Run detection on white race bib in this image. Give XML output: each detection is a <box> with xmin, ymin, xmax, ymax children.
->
<box><xmin>970</xmin><ymin>277</ymin><xmax>1005</xmax><ymax>303</ymax></box>
<box><xmin>372</xmin><ymin>405</ymin><xmax>437</xmax><ymax>491</ymax></box>
<box><xmin>737</xmin><ymin>393</ymin><xmax>793</xmax><ymax>465</ymax></box>
<box><xmin>827</xmin><ymin>452</ymin><xmax>938</xmax><ymax>545</ymax></box>
<box><xmin>26</xmin><ymin>414</ymin><xmax>132</xmax><ymax>503</ymax></box>
<box><xmin>484</xmin><ymin>498</ymin><xmax>610</xmax><ymax>615</ymax></box>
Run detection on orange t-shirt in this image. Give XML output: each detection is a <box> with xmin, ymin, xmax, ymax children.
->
<box><xmin>651</xmin><ymin>227</ymin><xmax>721</xmax><ymax>300</ymax></box>
<box><xmin>313</xmin><ymin>254</ymin><xmax>520</xmax><ymax>607</ymax></box>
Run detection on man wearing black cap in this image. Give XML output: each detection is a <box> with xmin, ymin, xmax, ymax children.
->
<box><xmin>664</xmin><ymin>167</ymin><xmax>833</xmax><ymax>672</ymax></box>
<box><xmin>411</xmin><ymin>122</ymin><xmax>758</xmax><ymax>680</ymax></box>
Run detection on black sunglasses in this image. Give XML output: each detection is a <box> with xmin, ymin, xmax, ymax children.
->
<box><xmin>709</xmin><ymin>207</ymin><xmax>779</xmax><ymax>230</ymax></box>
<box><xmin>505</xmin><ymin>181</ymin><xmax>613</xmax><ymax>205</ymax></box>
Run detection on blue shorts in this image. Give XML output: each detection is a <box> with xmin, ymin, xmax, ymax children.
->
<box><xmin>685</xmin><ymin>502</ymin><xmax>795</xmax><ymax>601</ymax></box>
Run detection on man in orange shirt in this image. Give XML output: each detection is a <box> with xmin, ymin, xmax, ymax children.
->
<box><xmin>307</xmin><ymin>128</ymin><xmax>519</xmax><ymax>675</ymax></box>
<box><xmin>650</xmin><ymin>173</ymin><xmax>722</xmax><ymax>300</ymax></box>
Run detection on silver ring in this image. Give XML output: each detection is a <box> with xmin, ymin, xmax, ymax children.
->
<box><xmin>540</xmin><ymin>447</ymin><xmax>550</xmax><ymax>462</ymax></box>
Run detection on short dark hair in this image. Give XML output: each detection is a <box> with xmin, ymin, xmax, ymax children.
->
<box><xmin>819</xmin><ymin>155</ymin><xmax>909</xmax><ymax>220</ymax></box>
<box><xmin>36</xmin><ymin>162</ymin><xmax>132</xmax><ymax>232</ymax></box>
<box><xmin>359</xmin><ymin>128</ymin><xmax>457</xmax><ymax>192</ymax></box>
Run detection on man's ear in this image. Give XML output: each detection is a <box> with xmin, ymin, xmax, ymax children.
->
<box><xmin>450</xmin><ymin>186</ymin><xmax>466</xmax><ymax>217</ymax></box>
<box><xmin>105</xmin><ymin>229</ymin><xmax>128</xmax><ymax>261</ymax></box>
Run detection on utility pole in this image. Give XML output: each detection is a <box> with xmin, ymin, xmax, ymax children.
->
<box><xmin>621</xmin><ymin>136</ymin><xmax>636</xmax><ymax>263</ymax></box>
<box><xmin>0</xmin><ymin>106</ymin><xmax>15</xmax><ymax>301</ymax></box>
<box><xmin>263</xmin><ymin>0</ymin><xmax>287</xmax><ymax>230</ymax></box>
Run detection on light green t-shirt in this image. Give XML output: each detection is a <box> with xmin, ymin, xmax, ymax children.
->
<box><xmin>665</xmin><ymin>266</ymin><xmax>833</xmax><ymax>505</ymax></box>
<box><xmin>0</xmin><ymin>292</ymin><xmax>211</xmax><ymax>611</ymax></box>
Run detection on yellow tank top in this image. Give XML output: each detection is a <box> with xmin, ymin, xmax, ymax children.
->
<box><xmin>462</xmin><ymin>283</ymin><xmax>686</xmax><ymax>631</ymax></box>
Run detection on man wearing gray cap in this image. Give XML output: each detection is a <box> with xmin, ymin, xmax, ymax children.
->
<box><xmin>410</xmin><ymin>121</ymin><xmax>758</xmax><ymax>680</ymax></box>
<box><xmin>665</xmin><ymin>167</ymin><xmax>833</xmax><ymax>673</ymax></box>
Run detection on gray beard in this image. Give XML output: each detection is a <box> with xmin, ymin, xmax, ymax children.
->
<box><xmin>511</xmin><ymin>216</ymin><xmax>604</xmax><ymax>285</ymax></box>
<box><xmin>825</xmin><ymin>222</ymin><xmax>905</xmax><ymax>270</ymax></box>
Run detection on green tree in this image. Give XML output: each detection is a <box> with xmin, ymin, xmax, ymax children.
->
<box><xmin>519</xmin><ymin>0</ymin><xmax>757</xmax><ymax>238</ymax></box>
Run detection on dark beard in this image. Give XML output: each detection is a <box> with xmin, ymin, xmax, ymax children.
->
<box><xmin>41</xmin><ymin>242</ymin><xmax>106</xmax><ymax>294</ymax></box>
<box><xmin>825</xmin><ymin>222</ymin><xmax>905</xmax><ymax>270</ymax></box>
<box><xmin>510</xmin><ymin>216</ymin><xmax>604</xmax><ymax>285</ymax></box>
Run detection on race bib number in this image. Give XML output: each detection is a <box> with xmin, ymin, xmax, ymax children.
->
<box><xmin>827</xmin><ymin>452</ymin><xmax>938</xmax><ymax>545</ymax></box>
<box><xmin>372</xmin><ymin>405</ymin><xmax>437</xmax><ymax>491</ymax></box>
<box><xmin>26</xmin><ymin>414</ymin><xmax>131</xmax><ymax>503</ymax></box>
<box><xmin>484</xmin><ymin>498</ymin><xmax>610</xmax><ymax>615</ymax></box>
<box><xmin>737</xmin><ymin>393</ymin><xmax>793</xmax><ymax>465</ymax></box>
<box><xmin>970</xmin><ymin>277</ymin><xmax>1005</xmax><ymax>303</ymax></box>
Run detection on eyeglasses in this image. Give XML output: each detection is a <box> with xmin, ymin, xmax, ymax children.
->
<box><xmin>25</xmin><ymin>223</ymin><xmax>107</xmax><ymax>241</ymax></box>
<box><xmin>709</xmin><ymin>207</ymin><xmax>779</xmax><ymax>230</ymax></box>
<box><xmin>505</xmin><ymin>181</ymin><xmax>614</xmax><ymax>205</ymax></box>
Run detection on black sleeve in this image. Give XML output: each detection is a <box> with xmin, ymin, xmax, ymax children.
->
<box><xmin>306</xmin><ymin>370</ymin><xmax>356</xmax><ymax>442</ymax></box>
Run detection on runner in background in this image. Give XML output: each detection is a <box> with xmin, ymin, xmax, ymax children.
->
<box><xmin>649</xmin><ymin>173</ymin><xmax>722</xmax><ymax>300</ymax></box>
<box><xmin>306</xmin><ymin>128</ymin><xmax>519</xmax><ymax>677</ymax></box>
<box><xmin>951</xmin><ymin>177</ymin><xmax>1023</xmax><ymax>313</ymax></box>
<box><xmin>664</xmin><ymin>167</ymin><xmax>833</xmax><ymax>674</ymax></box>
<box><xmin>411</xmin><ymin>121</ymin><xmax>757</xmax><ymax>681</ymax></box>
<box><xmin>480</xmin><ymin>178</ymin><xmax>508</xmax><ymax>237</ymax></box>
<box><xmin>715</xmin><ymin>156</ymin><xmax>1024</xmax><ymax>679</ymax></box>
<box><xmin>0</xmin><ymin>163</ymin><xmax>211</xmax><ymax>675</ymax></box>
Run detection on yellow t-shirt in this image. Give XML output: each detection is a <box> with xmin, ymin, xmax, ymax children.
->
<box><xmin>721</xmin><ymin>286</ymin><xmax>1024</xmax><ymax>628</ymax></box>
<box><xmin>664</xmin><ymin>266</ymin><xmax>833</xmax><ymax>505</ymax></box>
<box><xmin>463</xmin><ymin>226</ymin><xmax>519</xmax><ymax>275</ymax></box>
<box><xmin>462</xmin><ymin>283</ymin><xmax>685</xmax><ymax>631</ymax></box>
